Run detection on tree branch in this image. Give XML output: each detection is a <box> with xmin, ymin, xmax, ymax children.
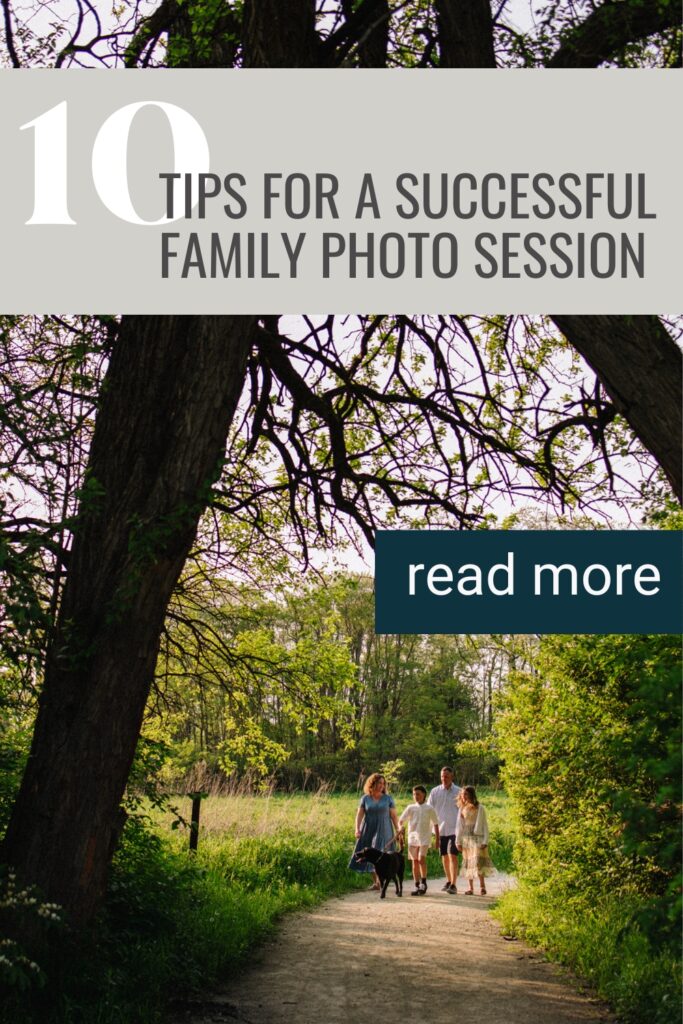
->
<box><xmin>547</xmin><ymin>0</ymin><xmax>681</xmax><ymax>68</ymax></box>
<box><xmin>124</xmin><ymin>0</ymin><xmax>184</xmax><ymax>67</ymax></box>
<box><xmin>1</xmin><ymin>0</ymin><xmax>21</xmax><ymax>67</ymax></box>
<box><xmin>551</xmin><ymin>315</ymin><xmax>682</xmax><ymax>500</ymax></box>
<box><xmin>322</xmin><ymin>0</ymin><xmax>391</xmax><ymax>66</ymax></box>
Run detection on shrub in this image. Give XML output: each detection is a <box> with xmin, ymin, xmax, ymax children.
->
<box><xmin>495</xmin><ymin>634</ymin><xmax>681</xmax><ymax>1024</ymax></box>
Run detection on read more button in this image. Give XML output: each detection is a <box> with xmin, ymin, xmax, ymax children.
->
<box><xmin>375</xmin><ymin>530</ymin><xmax>681</xmax><ymax>634</ymax></box>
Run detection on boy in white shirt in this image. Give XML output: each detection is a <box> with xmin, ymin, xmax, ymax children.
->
<box><xmin>399</xmin><ymin>786</ymin><xmax>440</xmax><ymax>895</ymax></box>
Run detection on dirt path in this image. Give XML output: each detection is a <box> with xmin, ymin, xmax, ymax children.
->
<box><xmin>170</xmin><ymin>874</ymin><xmax>613</xmax><ymax>1024</ymax></box>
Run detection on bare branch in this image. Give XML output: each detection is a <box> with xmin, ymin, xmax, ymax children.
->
<box><xmin>1</xmin><ymin>0</ymin><xmax>21</xmax><ymax>66</ymax></box>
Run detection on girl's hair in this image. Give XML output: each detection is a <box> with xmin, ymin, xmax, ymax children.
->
<box><xmin>363</xmin><ymin>772</ymin><xmax>386</xmax><ymax>795</ymax></box>
<box><xmin>461</xmin><ymin>785</ymin><xmax>479</xmax><ymax>807</ymax></box>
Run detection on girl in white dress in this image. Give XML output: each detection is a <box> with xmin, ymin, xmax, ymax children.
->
<box><xmin>456</xmin><ymin>785</ymin><xmax>494</xmax><ymax>895</ymax></box>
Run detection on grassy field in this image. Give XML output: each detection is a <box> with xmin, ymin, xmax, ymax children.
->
<box><xmin>154</xmin><ymin>785</ymin><xmax>514</xmax><ymax>874</ymax></box>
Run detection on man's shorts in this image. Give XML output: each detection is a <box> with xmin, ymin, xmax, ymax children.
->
<box><xmin>408</xmin><ymin>843</ymin><xmax>430</xmax><ymax>860</ymax></box>
<box><xmin>439</xmin><ymin>834</ymin><xmax>458</xmax><ymax>856</ymax></box>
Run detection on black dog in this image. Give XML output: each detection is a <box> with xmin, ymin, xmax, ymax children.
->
<box><xmin>355</xmin><ymin>846</ymin><xmax>404</xmax><ymax>898</ymax></box>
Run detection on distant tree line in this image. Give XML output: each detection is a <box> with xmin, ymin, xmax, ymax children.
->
<box><xmin>146</xmin><ymin>572</ymin><xmax>518</xmax><ymax>790</ymax></box>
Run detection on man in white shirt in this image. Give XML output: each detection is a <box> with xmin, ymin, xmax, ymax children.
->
<box><xmin>398</xmin><ymin>786</ymin><xmax>440</xmax><ymax>895</ymax></box>
<box><xmin>427</xmin><ymin>766</ymin><xmax>461</xmax><ymax>894</ymax></box>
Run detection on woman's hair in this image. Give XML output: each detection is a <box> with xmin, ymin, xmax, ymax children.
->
<box><xmin>363</xmin><ymin>772</ymin><xmax>386</xmax><ymax>795</ymax></box>
<box><xmin>461</xmin><ymin>785</ymin><xmax>479</xmax><ymax>807</ymax></box>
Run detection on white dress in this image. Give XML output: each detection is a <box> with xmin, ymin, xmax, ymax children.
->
<box><xmin>456</xmin><ymin>803</ymin><xmax>494</xmax><ymax>879</ymax></box>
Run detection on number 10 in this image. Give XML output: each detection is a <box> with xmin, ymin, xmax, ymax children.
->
<box><xmin>21</xmin><ymin>99</ymin><xmax>210</xmax><ymax>225</ymax></box>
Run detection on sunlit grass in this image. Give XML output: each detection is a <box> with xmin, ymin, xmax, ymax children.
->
<box><xmin>156</xmin><ymin>788</ymin><xmax>358</xmax><ymax>838</ymax></box>
<box><xmin>150</xmin><ymin>786</ymin><xmax>515</xmax><ymax>873</ymax></box>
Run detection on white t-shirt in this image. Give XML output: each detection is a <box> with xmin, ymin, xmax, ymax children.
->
<box><xmin>399</xmin><ymin>802</ymin><xmax>439</xmax><ymax>846</ymax></box>
<box><xmin>427</xmin><ymin>783</ymin><xmax>461</xmax><ymax>835</ymax></box>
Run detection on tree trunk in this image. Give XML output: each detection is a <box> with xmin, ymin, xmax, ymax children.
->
<box><xmin>2</xmin><ymin>315</ymin><xmax>255</xmax><ymax>925</ymax></box>
<box><xmin>243</xmin><ymin>0</ymin><xmax>318</xmax><ymax>67</ymax></box>
<box><xmin>2</xmin><ymin>0</ymin><xmax>328</xmax><ymax>932</ymax></box>
<box><xmin>434</xmin><ymin>0</ymin><xmax>496</xmax><ymax>68</ymax></box>
<box><xmin>551</xmin><ymin>315</ymin><xmax>682</xmax><ymax>501</ymax></box>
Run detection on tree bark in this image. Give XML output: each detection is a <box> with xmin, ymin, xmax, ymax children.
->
<box><xmin>2</xmin><ymin>316</ymin><xmax>255</xmax><ymax>924</ymax></box>
<box><xmin>434</xmin><ymin>0</ymin><xmax>496</xmax><ymax>68</ymax></box>
<box><xmin>551</xmin><ymin>315</ymin><xmax>682</xmax><ymax>501</ymax></box>
<box><xmin>243</xmin><ymin>0</ymin><xmax>318</xmax><ymax>67</ymax></box>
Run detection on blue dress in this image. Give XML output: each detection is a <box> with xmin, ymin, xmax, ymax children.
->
<box><xmin>349</xmin><ymin>793</ymin><xmax>396</xmax><ymax>873</ymax></box>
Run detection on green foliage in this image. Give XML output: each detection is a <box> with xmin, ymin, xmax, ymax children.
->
<box><xmin>0</xmin><ymin>317</ymin><xmax>107</xmax><ymax>681</ymax></box>
<box><xmin>454</xmin><ymin>734</ymin><xmax>500</xmax><ymax>783</ymax></box>
<box><xmin>1</xmin><ymin>797</ymin><xmax>370</xmax><ymax>1024</ymax></box>
<box><xmin>495</xmin><ymin>885</ymin><xmax>681</xmax><ymax>1024</ymax></box>
<box><xmin>0</xmin><ymin>661</ymin><xmax>32</xmax><ymax>835</ymax></box>
<box><xmin>166</xmin><ymin>0</ymin><xmax>242</xmax><ymax>68</ymax></box>
<box><xmin>0</xmin><ymin>736</ymin><xmax>24</xmax><ymax>833</ymax></box>
<box><xmin>378</xmin><ymin>758</ymin><xmax>405</xmax><ymax>789</ymax></box>
<box><xmin>495</xmin><ymin>634</ymin><xmax>682</xmax><ymax>1023</ymax></box>
<box><xmin>149</xmin><ymin>572</ymin><xmax>490</xmax><ymax>791</ymax></box>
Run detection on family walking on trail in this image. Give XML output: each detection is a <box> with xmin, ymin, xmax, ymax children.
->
<box><xmin>349</xmin><ymin>766</ymin><xmax>494</xmax><ymax>896</ymax></box>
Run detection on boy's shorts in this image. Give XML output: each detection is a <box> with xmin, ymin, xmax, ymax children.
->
<box><xmin>408</xmin><ymin>844</ymin><xmax>430</xmax><ymax>860</ymax></box>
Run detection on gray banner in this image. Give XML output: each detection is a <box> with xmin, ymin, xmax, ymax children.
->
<box><xmin>1</xmin><ymin>69</ymin><xmax>680</xmax><ymax>313</ymax></box>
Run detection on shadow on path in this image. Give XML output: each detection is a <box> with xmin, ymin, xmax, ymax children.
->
<box><xmin>169</xmin><ymin>873</ymin><xmax>613</xmax><ymax>1024</ymax></box>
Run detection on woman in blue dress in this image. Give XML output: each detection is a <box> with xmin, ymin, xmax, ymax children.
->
<box><xmin>349</xmin><ymin>772</ymin><xmax>400</xmax><ymax>890</ymax></box>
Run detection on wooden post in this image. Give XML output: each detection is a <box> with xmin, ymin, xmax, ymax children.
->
<box><xmin>189</xmin><ymin>793</ymin><xmax>202</xmax><ymax>852</ymax></box>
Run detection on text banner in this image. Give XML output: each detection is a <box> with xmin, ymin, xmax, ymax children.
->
<box><xmin>0</xmin><ymin>69</ymin><xmax>680</xmax><ymax>312</ymax></box>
